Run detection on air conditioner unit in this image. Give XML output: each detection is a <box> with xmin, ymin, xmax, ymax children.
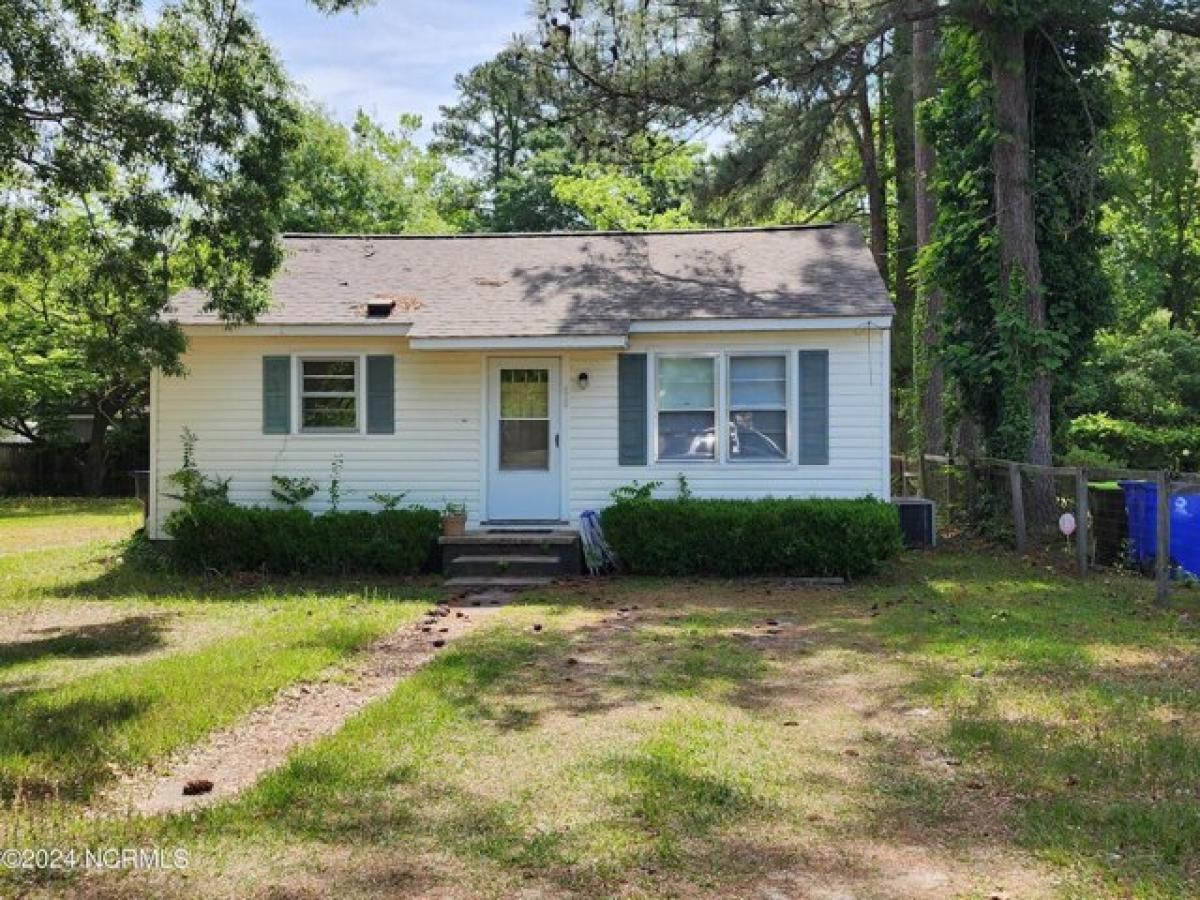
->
<box><xmin>892</xmin><ymin>497</ymin><xmax>936</xmax><ymax>549</ymax></box>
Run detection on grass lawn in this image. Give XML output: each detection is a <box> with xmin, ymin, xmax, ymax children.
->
<box><xmin>0</xmin><ymin>497</ymin><xmax>142</xmax><ymax>557</ymax></box>
<box><xmin>0</xmin><ymin>498</ymin><xmax>434</xmax><ymax>810</ymax></box>
<box><xmin>2</xmin><ymin>501</ymin><xmax>1198</xmax><ymax>898</ymax></box>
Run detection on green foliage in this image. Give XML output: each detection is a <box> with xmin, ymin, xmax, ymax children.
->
<box><xmin>599</xmin><ymin>498</ymin><xmax>901</xmax><ymax>578</ymax></box>
<box><xmin>550</xmin><ymin>138</ymin><xmax>702</xmax><ymax>231</ymax></box>
<box><xmin>434</xmin><ymin>44</ymin><xmax>702</xmax><ymax>232</ymax></box>
<box><xmin>328</xmin><ymin>454</ymin><xmax>344</xmax><ymax>513</ymax></box>
<box><xmin>165</xmin><ymin>504</ymin><xmax>441</xmax><ymax>575</ymax></box>
<box><xmin>1101</xmin><ymin>32</ymin><xmax>1200</xmax><ymax>330</ymax></box>
<box><xmin>609</xmin><ymin>480</ymin><xmax>663</xmax><ymax>503</ymax></box>
<box><xmin>1066</xmin><ymin>414</ymin><xmax>1199</xmax><ymax>471</ymax></box>
<box><xmin>0</xmin><ymin>0</ymin><xmax>298</xmax><ymax>490</ymax></box>
<box><xmin>270</xmin><ymin>476</ymin><xmax>318</xmax><ymax>508</ymax></box>
<box><xmin>923</xmin><ymin>25</ymin><xmax>1112</xmax><ymax>459</ymax></box>
<box><xmin>280</xmin><ymin>108</ymin><xmax>471</xmax><ymax>234</ymax></box>
<box><xmin>368</xmin><ymin>492</ymin><xmax>408</xmax><ymax>511</ymax></box>
<box><xmin>1072</xmin><ymin>311</ymin><xmax>1200</xmax><ymax>427</ymax></box>
<box><xmin>165</xmin><ymin>429</ymin><xmax>229</xmax><ymax>508</ymax></box>
<box><xmin>442</xmin><ymin>500</ymin><xmax>468</xmax><ymax>517</ymax></box>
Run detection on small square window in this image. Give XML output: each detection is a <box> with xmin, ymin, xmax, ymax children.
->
<box><xmin>300</xmin><ymin>358</ymin><xmax>358</xmax><ymax>431</ymax></box>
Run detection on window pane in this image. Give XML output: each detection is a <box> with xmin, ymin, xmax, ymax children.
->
<box><xmin>658</xmin><ymin>357</ymin><xmax>714</xmax><ymax>410</ymax></box>
<box><xmin>500</xmin><ymin>420</ymin><xmax>550</xmax><ymax>469</ymax></box>
<box><xmin>730</xmin><ymin>410</ymin><xmax>787</xmax><ymax>460</ymax></box>
<box><xmin>500</xmin><ymin>369</ymin><xmax>549</xmax><ymax>418</ymax></box>
<box><xmin>302</xmin><ymin>396</ymin><xmax>356</xmax><ymax>429</ymax></box>
<box><xmin>303</xmin><ymin>376</ymin><xmax>355</xmax><ymax>394</ymax></box>
<box><xmin>729</xmin><ymin>355</ymin><xmax>786</xmax><ymax>407</ymax></box>
<box><xmin>303</xmin><ymin>360</ymin><xmax>355</xmax><ymax>378</ymax></box>
<box><xmin>658</xmin><ymin>411</ymin><xmax>715</xmax><ymax>460</ymax></box>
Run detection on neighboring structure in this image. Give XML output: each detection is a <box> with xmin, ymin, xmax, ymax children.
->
<box><xmin>148</xmin><ymin>225</ymin><xmax>893</xmax><ymax>538</ymax></box>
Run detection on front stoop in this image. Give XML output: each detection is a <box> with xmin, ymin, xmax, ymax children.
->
<box><xmin>440</xmin><ymin>530</ymin><xmax>582</xmax><ymax>590</ymax></box>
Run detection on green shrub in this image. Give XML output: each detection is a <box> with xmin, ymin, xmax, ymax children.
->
<box><xmin>165</xmin><ymin>503</ymin><xmax>441</xmax><ymax>575</ymax></box>
<box><xmin>599</xmin><ymin>497</ymin><xmax>902</xmax><ymax>578</ymax></box>
<box><xmin>1066</xmin><ymin>413</ymin><xmax>1199</xmax><ymax>471</ymax></box>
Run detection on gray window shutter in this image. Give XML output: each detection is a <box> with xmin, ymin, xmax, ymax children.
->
<box><xmin>262</xmin><ymin>356</ymin><xmax>291</xmax><ymax>435</ymax></box>
<box><xmin>618</xmin><ymin>353</ymin><xmax>648</xmax><ymax>465</ymax></box>
<box><xmin>366</xmin><ymin>355</ymin><xmax>395</xmax><ymax>434</ymax></box>
<box><xmin>797</xmin><ymin>350</ymin><xmax>829</xmax><ymax>465</ymax></box>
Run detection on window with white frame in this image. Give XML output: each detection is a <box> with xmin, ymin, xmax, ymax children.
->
<box><xmin>727</xmin><ymin>354</ymin><xmax>788</xmax><ymax>461</ymax></box>
<box><xmin>656</xmin><ymin>355</ymin><xmax>716</xmax><ymax>460</ymax></box>
<box><xmin>300</xmin><ymin>358</ymin><xmax>358</xmax><ymax>431</ymax></box>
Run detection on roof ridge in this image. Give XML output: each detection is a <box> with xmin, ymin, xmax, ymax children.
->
<box><xmin>279</xmin><ymin>223</ymin><xmax>845</xmax><ymax>241</ymax></box>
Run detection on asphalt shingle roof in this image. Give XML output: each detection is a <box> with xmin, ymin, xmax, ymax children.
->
<box><xmin>168</xmin><ymin>224</ymin><xmax>893</xmax><ymax>337</ymax></box>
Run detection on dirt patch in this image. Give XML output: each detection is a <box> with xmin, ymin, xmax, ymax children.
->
<box><xmin>95</xmin><ymin>592</ymin><xmax>510</xmax><ymax>817</ymax></box>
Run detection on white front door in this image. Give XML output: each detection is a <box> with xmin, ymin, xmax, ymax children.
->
<box><xmin>486</xmin><ymin>358</ymin><xmax>561</xmax><ymax>521</ymax></box>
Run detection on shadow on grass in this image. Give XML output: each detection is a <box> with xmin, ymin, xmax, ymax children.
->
<box><xmin>0</xmin><ymin>614</ymin><xmax>171</xmax><ymax>671</ymax></box>
<box><xmin>56</xmin><ymin>552</ymin><xmax>443</xmax><ymax>606</ymax></box>
<box><xmin>0</xmin><ymin>693</ymin><xmax>149</xmax><ymax>802</ymax></box>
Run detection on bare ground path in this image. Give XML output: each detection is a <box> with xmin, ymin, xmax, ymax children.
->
<box><xmin>96</xmin><ymin>591</ymin><xmax>510</xmax><ymax>817</ymax></box>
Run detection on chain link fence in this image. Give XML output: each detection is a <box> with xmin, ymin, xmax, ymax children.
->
<box><xmin>893</xmin><ymin>454</ymin><xmax>1200</xmax><ymax>604</ymax></box>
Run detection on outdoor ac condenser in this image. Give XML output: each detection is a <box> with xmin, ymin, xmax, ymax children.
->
<box><xmin>892</xmin><ymin>497</ymin><xmax>936</xmax><ymax>549</ymax></box>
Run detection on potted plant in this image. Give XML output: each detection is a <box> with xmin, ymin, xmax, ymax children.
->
<box><xmin>441</xmin><ymin>500</ymin><xmax>468</xmax><ymax>537</ymax></box>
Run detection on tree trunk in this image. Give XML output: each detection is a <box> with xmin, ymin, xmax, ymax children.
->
<box><xmin>82</xmin><ymin>407</ymin><xmax>110</xmax><ymax>497</ymax></box>
<box><xmin>852</xmin><ymin>76</ymin><xmax>890</xmax><ymax>287</ymax></box>
<box><xmin>891</xmin><ymin>14</ymin><xmax>917</xmax><ymax>434</ymax></box>
<box><xmin>912</xmin><ymin>0</ymin><xmax>945</xmax><ymax>456</ymax></box>
<box><xmin>990</xmin><ymin>21</ymin><xmax>1051</xmax><ymax>469</ymax></box>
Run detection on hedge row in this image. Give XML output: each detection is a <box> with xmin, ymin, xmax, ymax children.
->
<box><xmin>165</xmin><ymin>504</ymin><xmax>441</xmax><ymax>575</ymax></box>
<box><xmin>599</xmin><ymin>497</ymin><xmax>901</xmax><ymax>578</ymax></box>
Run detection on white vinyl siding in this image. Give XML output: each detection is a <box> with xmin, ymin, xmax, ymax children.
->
<box><xmin>149</xmin><ymin>327</ymin><xmax>889</xmax><ymax>538</ymax></box>
<box><xmin>563</xmin><ymin>329</ymin><xmax>889</xmax><ymax>518</ymax></box>
<box><xmin>150</xmin><ymin>336</ymin><xmax>482</xmax><ymax>538</ymax></box>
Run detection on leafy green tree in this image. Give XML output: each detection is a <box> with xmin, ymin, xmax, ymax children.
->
<box><xmin>544</xmin><ymin>0</ymin><xmax>1200</xmax><ymax>472</ymax></box>
<box><xmin>925</xmin><ymin>25</ymin><xmax>1111</xmax><ymax>461</ymax></box>
<box><xmin>1103</xmin><ymin>32</ymin><xmax>1200</xmax><ymax>330</ymax></box>
<box><xmin>0</xmin><ymin>0</ymin><xmax>296</xmax><ymax>492</ymax></box>
<box><xmin>280</xmin><ymin>108</ymin><xmax>471</xmax><ymax>234</ymax></box>
<box><xmin>551</xmin><ymin>138</ymin><xmax>701</xmax><ymax>230</ymax></box>
<box><xmin>1073</xmin><ymin>310</ymin><xmax>1200</xmax><ymax>429</ymax></box>
<box><xmin>433</xmin><ymin>47</ymin><xmax>551</xmax><ymax>188</ymax></box>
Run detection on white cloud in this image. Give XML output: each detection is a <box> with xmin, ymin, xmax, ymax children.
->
<box><xmin>251</xmin><ymin>0</ymin><xmax>532</xmax><ymax>139</ymax></box>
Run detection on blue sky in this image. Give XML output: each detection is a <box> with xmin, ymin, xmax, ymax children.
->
<box><xmin>251</xmin><ymin>0</ymin><xmax>533</xmax><ymax>142</ymax></box>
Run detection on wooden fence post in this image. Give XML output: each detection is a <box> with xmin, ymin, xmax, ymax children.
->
<box><xmin>964</xmin><ymin>457</ymin><xmax>977</xmax><ymax>522</ymax></box>
<box><xmin>1009</xmin><ymin>462</ymin><xmax>1027</xmax><ymax>554</ymax></box>
<box><xmin>920</xmin><ymin>454</ymin><xmax>932</xmax><ymax>499</ymax></box>
<box><xmin>1075</xmin><ymin>468</ymin><xmax>1089</xmax><ymax>577</ymax></box>
<box><xmin>1156</xmin><ymin>470</ymin><xmax>1170</xmax><ymax>606</ymax></box>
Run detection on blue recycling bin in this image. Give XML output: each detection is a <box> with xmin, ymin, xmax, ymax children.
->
<box><xmin>1119</xmin><ymin>480</ymin><xmax>1200</xmax><ymax>578</ymax></box>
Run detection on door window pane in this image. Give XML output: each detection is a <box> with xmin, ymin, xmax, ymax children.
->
<box><xmin>500</xmin><ymin>369</ymin><xmax>549</xmax><ymax>418</ymax></box>
<box><xmin>500</xmin><ymin>420</ymin><xmax>550</xmax><ymax>470</ymax></box>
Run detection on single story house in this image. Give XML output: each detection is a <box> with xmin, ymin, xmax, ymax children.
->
<box><xmin>148</xmin><ymin>224</ymin><xmax>893</xmax><ymax>543</ymax></box>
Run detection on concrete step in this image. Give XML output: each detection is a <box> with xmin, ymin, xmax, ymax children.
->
<box><xmin>448</xmin><ymin>554</ymin><xmax>561</xmax><ymax>577</ymax></box>
<box><xmin>439</xmin><ymin>530</ymin><xmax>583</xmax><ymax>575</ymax></box>
<box><xmin>444</xmin><ymin>576</ymin><xmax>555</xmax><ymax>591</ymax></box>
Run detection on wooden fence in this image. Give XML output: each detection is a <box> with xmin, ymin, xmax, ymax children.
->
<box><xmin>893</xmin><ymin>453</ymin><xmax>1200</xmax><ymax>605</ymax></box>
